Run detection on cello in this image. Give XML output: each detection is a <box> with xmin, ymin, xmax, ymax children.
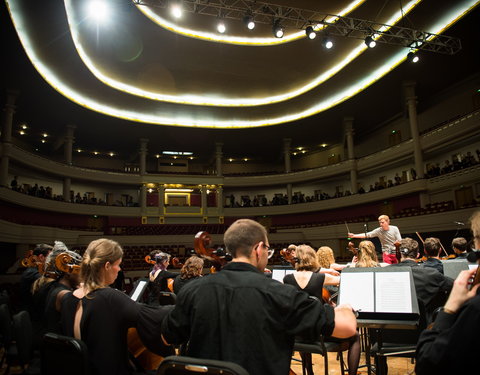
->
<box><xmin>194</xmin><ymin>231</ymin><xmax>231</xmax><ymax>272</ymax></box>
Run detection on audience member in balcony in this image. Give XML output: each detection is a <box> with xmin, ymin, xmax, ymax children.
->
<box><xmin>348</xmin><ymin>215</ymin><xmax>402</xmax><ymax>264</ymax></box>
<box><xmin>450</xmin><ymin>237</ymin><xmax>469</xmax><ymax>259</ymax></box>
<box><xmin>441</xmin><ymin>159</ymin><xmax>453</xmax><ymax>174</ymax></box>
<box><xmin>358</xmin><ymin>185</ymin><xmax>366</xmax><ymax>194</ymax></box>
<box><xmin>410</xmin><ymin>167</ymin><xmax>417</xmax><ymax>180</ymax></box>
<box><xmin>354</xmin><ymin>241</ymin><xmax>379</xmax><ymax>268</ymax></box>
<box><xmin>61</xmin><ymin>238</ymin><xmax>173</xmax><ymax>375</ymax></box>
<box><xmin>10</xmin><ymin>175</ymin><xmax>18</xmax><ymax>191</ymax></box>
<box><xmin>415</xmin><ymin>211</ymin><xmax>480</xmax><ymax>374</ymax></box>
<box><xmin>422</xmin><ymin>237</ymin><xmax>444</xmax><ymax>274</ymax></box>
<box><xmin>148</xmin><ymin>250</ymin><xmax>177</xmax><ymax>305</ymax></box>
<box><xmin>394</xmin><ymin>173</ymin><xmax>402</xmax><ymax>185</ymax></box>
<box><xmin>173</xmin><ymin>256</ymin><xmax>204</xmax><ymax>294</ymax></box>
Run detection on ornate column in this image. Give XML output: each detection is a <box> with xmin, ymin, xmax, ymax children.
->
<box><xmin>283</xmin><ymin>138</ymin><xmax>292</xmax><ymax>203</ymax></box>
<box><xmin>344</xmin><ymin>116</ymin><xmax>358</xmax><ymax>194</ymax></box>
<box><xmin>217</xmin><ymin>185</ymin><xmax>224</xmax><ymax>217</ymax></box>
<box><xmin>158</xmin><ymin>184</ymin><xmax>165</xmax><ymax>214</ymax></box>
<box><xmin>201</xmin><ymin>185</ymin><xmax>207</xmax><ymax>216</ymax></box>
<box><xmin>140</xmin><ymin>184</ymin><xmax>147</xmax><ymax>215</ymax></box>
<box><xmin>63</xmin><ymin>124</ymin><xmax>76</xmax><ymax>201</ymax></box>
<box><xmin>0</xmin><ymin>90</ymin><xmax>19</xmax><ymax>187</ymax></box>
<box><xmin>403</xmin><ymin>81</ymin><xmax>424</xmax><ymax>179</ymax></box>
<box><xmin>215</xmin><ymin>142</ymin><xmax>223</xmax><ymax>176</ymax></box>
<box><xmin>139</xmin><ymin>138</ymin><xmax>148</xmax><ymax>175</ymax></box>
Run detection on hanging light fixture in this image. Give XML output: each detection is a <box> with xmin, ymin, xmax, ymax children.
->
<box><xmin>243</xmin><ymin>15</ymin><xmax>255</xmax><ymax>30</ymax></box>
<box><xmin>272</xmin><ymin>20</ymin><xmax>284</xmax><ymax>38</ymax></box>
<box><xmin>365</xmin><ymin>35</ymin><xmax>376</xmax><ymax>48</ymax></box>
<box><xmin>305</xmin><ymin>26</ymin><xmax>316</xmax><ymax>40</ymax></box>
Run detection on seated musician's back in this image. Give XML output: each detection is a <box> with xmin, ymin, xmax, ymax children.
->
<box><xmin>161</xmin><ymin>219</ymin><xmax>357</xmax><ymax>375</ymax></box>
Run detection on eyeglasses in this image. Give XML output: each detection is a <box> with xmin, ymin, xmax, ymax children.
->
<box><xmin>263</xmin><ymin>243</ymin><xmax>275</xmax><ymax>259</ymax></box>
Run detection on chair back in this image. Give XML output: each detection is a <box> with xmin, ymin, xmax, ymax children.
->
<box><xmin>41</xmin><ymin>332</ymin><xmax>89</xmax><ymax>375</ymax></box>
<box><xmin>12</xmin><ymin>310</ymin><xmax>33</xmax><ymax>366</ymax></box>
<box><xmin>157</xmin><ymin>355</ymin><xmax>249</xmax><ymax>375</ymax></box>
<box><xmin>0</xmin><ymin>304</ymin><xmax>12</xmax><ymax>347</ymax></box>
<box><xmin>158</xmin><ymin>292</ymin><xmax>177</xmax><ymax>306</ymax></box>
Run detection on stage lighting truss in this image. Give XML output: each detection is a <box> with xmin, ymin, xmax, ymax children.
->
<box><xmin>133</xmin><ymin>0</ymin><xmax>462</xmax><ymax>55</ymax></box>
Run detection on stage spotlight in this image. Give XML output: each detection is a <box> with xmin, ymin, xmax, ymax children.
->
<box><xmin>243</xmin><ymin>15</ymin><xmax>255</xmax><ymax>30</ymax></box>
<box><xmin>305</xmin><ymin>26</ymin><xmax>316</xmax><ymax>40</ymax></box>
<box><xmin>88</xmin><ymin>0</ymin><xmax>108</xmax><ymax>21</ymax></box>
<box><xmin>217</xmin><ymin>21</ymin><xmax>226</xmax><ymax>34</ymax></box>
<box><xmin>272</xmin><ymin>20</ymin><xmax>284</xmax><ymax>38</ymax></box>
<box><xmin>365</xmin><ymin>35</ymin><xmax>376</xmax><ymax>48</ymax></box>
<box><xmin>407</xmin><ymin>51</ymin><xmax>419</xmax><ymax>63</ymax></box>
<box><xmin>322</xmin><ymin>37</ymin><xmax>333</xmax><ymax>49</ymax></box>
<box><xmin>171</xmin><ymin>3</ymin><xmax>182</xmax><ymax>19</ymax></box>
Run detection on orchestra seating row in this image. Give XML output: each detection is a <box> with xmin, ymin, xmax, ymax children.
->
<box><xmin>108</xmin><ymin>224</ymin><xmax>227</xmax><ymax>236</ymax></box>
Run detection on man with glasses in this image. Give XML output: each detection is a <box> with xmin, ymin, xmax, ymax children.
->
<box><xmin>162</xmin><ymin>218</ymin><xmax>357</xmax><ymax>375</ymax></box>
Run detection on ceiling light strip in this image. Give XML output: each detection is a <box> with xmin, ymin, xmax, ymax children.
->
<box><xmin>64</xmin><ymin>0</ymin><xmax>419</xmax><ymax>107</ymax></box>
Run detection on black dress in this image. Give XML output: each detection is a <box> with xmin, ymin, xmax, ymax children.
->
<box><xmin>147</xmin><ymin>270</ymin><xmax>177</xmax><ymax>304</ymax></box>
<box><xmin>283</xmin><ymin>272</ymin><xmax>326</xmax><ymax>301</ymax></box>
<box><xmin>61</xmin><ymin>287</ymin><xmax>173</xmax><ymax>375</ymax></box>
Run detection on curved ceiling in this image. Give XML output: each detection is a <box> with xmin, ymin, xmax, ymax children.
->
<box><xmin>6</xmin><ymin>0</ymin><xmax>478</xmax><ymax>129</ymax></box>
<box><xmin>3</xmin><ymin>0</ymin><xmax>480</xmax><ymax>163</ymax></box>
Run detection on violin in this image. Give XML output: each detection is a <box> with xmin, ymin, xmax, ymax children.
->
<box><xmin>21</xmin><ymin>250</ymin><xmax>45</xmax><ymax>274</ymax></box>
<box><xmin>347</xmin><ymin>241</ymin><xmax>359</xmax><ymax>264</ymax></box>
<box><xmin>194</xmin><ymin>231</ymin><xmax>230</xmax><ymax>272</ymax></box>
<box><xmin>280</xmin><ymin>247</ymin><xmax>297</xmax><ymax>268</ymax></box>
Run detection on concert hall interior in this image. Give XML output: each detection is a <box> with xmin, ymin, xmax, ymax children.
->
<box><xmin>1</xmin><ymin>0</ymin><xmax>480</xmax><ymax>374</ymax></box>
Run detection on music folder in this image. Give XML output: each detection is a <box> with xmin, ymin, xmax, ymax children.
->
<box><xmin>270</xmin><ymin>266</ymin><xmax>295</xmax><ymax>283</ymax></box>
<box><xmin>338</xmin><ymin>267</ymin><xmax>419</xmax><ymax>321</ymax></box>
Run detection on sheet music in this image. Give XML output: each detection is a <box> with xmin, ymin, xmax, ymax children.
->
<box><xmin>375</xmin><ymin>272</ymin><xmax>412</xmax><ymax>313</ymax></box>
<box><xmin>272</xmin><ymin>270</ymin><xmax>286</xmax><ymax>283</ymax></box>
<box><xmin>131</xmin><ymin>280</ymin><xmax>147</xmax><ymax>301</ymax></box>
<box><xmin>339</xmin><ymin>272</ymin><xmax>375</xmax><ymax>312</ymax></box>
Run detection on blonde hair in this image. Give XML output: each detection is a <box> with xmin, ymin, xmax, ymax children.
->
<box><xmin>81</xmin><ymin>239</ymin><xmax>123</xmax><ymax>294</ymax></box>
<box><xmin>356</xmin><ymin>241</ymin><xmax>379</xmax><ymax>268</ymax></box>
<box><xmin>316</xmin><ymin>246</ymin><xmax>335</xmax><ymax>268</ymax></box>
<box><xmin>378</xmin><ymin>215</ymin><xmax>390</xmax><ymax>223</ymax></box>
<box><xmin>295</xmin><ymin>245</ymin><xmax>320</xmax><ymax>271</ymax></box>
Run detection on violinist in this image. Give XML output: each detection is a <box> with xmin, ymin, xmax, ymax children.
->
<box><xmin>451</xmin><ymin>237</ymin><xmax>468</xmax><ymax>259</ymax></box>
<box><xmin>354</xmin><ymin>241</ymin><xmax>380</xmax><ymax>268</ymax></box>
<box><xmin>173</xmin><ymin>256</ymin><xmax>204</xmax><ymax>294</ymax></box>
<box><xmin>317</xmin><ymin>246</ymin><xmax>347</xmax><ymax>272</ymax></box>
<box><xmin>422</xmin><ymin>238</ymin><xmax>444</xmax><ymax>274</ymax></box>
<box><xmin>147</xmin><ymin>250</ymin><xmax>177</xmax><ymax>305</ymax></box>
<box><xmin>20</xmin><ymin>243</ymin><xmax>52</xmax><ymax>314</ymax></box>
<box><xmin>284</xmin><ymin>245</ymin><xmax>360</xmax><ymax>375</ymax></box>
<box><xmin>389</xmin><ymin>238</ymin><xmax>453</xmax><ymax>323</ymax></box>
<box><xmin>348</xmin><ymin>214</ymin><xmax>401</xmax><ymax>264</ymax></box>
<box><xmin>162</xmin><ymin>219</ymin><xmax>357</xmax><ymax>375</ymax></box>
<box><xmin>61</xmin><ymin>239</ymin><xmax>172</xmax><ymax>375</ymax></box>
<box><xmin>416</xmin><ymin>211</ymin><xmax>480</xmax><ymax>374</ymax></box>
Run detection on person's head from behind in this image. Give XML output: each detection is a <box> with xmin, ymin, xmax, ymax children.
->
<box><xmin>81</xmin><ymin>239</ymin><xmax>123</xmax><ymax>293</ymax></box>
<box><xmin>424</xmin><ymin>237</ymin><xmax>441</xmax><ymax>257</ymax></box>
<box><xmin>150</xmin><ymin>250</ymin><xmax>171</xmax><ymax>273</ymax></box>
<box><xmin>471</xmin><ymin>211</ymin><xmax>480</xmax><ymax>250</ymax></box>
<box><xmin>224</xmin><ymin>219</ymin><xmax>269</xmax><ymax>270</ymax></box>
<box><xmin>181</xmin><ymin>256</ymin><xmax>204</xmax><ymax>279</ymax></box>
<box><xmin>316</xmin><ymin>246</ymin><xmax>335</xmax><ymax>268</ymax></box>
<box><xmin>33</xmin><ymin>243</ymin><xmax>53</xmax><ymax>264</ymax></box>
<box><xmin>295</xmin><ymin>245</ymin><xmax>320</xmax><ymax>272</ymax></box>
<box><xmin>451</xmin><ymin>237</ymin><xmax>467</xmax><ymax>254</ymax></box>
<box><xmin>399</xmin><ymin>238</ymin><xmax>419</xmax><ymax>260</ymax></box>
<box><xmin>43</xmin><ymin>241</ymin><xmax>82</xmax><ymax>288</ymax></box>
<box><xmin>378</xmin><ymin>215</ymin><xmax>390</xmax><ymax>230</ymax></box>
<box><xmin>357</xmin><ymin>241</ymin><xmax>379</xmax><ymax>267</ymax></box>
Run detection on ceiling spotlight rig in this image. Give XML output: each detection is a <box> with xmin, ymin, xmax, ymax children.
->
<box><xmin>134</xmin><ymin>0</ymin><xmax>461</xmax><ymax>55</ymax></box>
